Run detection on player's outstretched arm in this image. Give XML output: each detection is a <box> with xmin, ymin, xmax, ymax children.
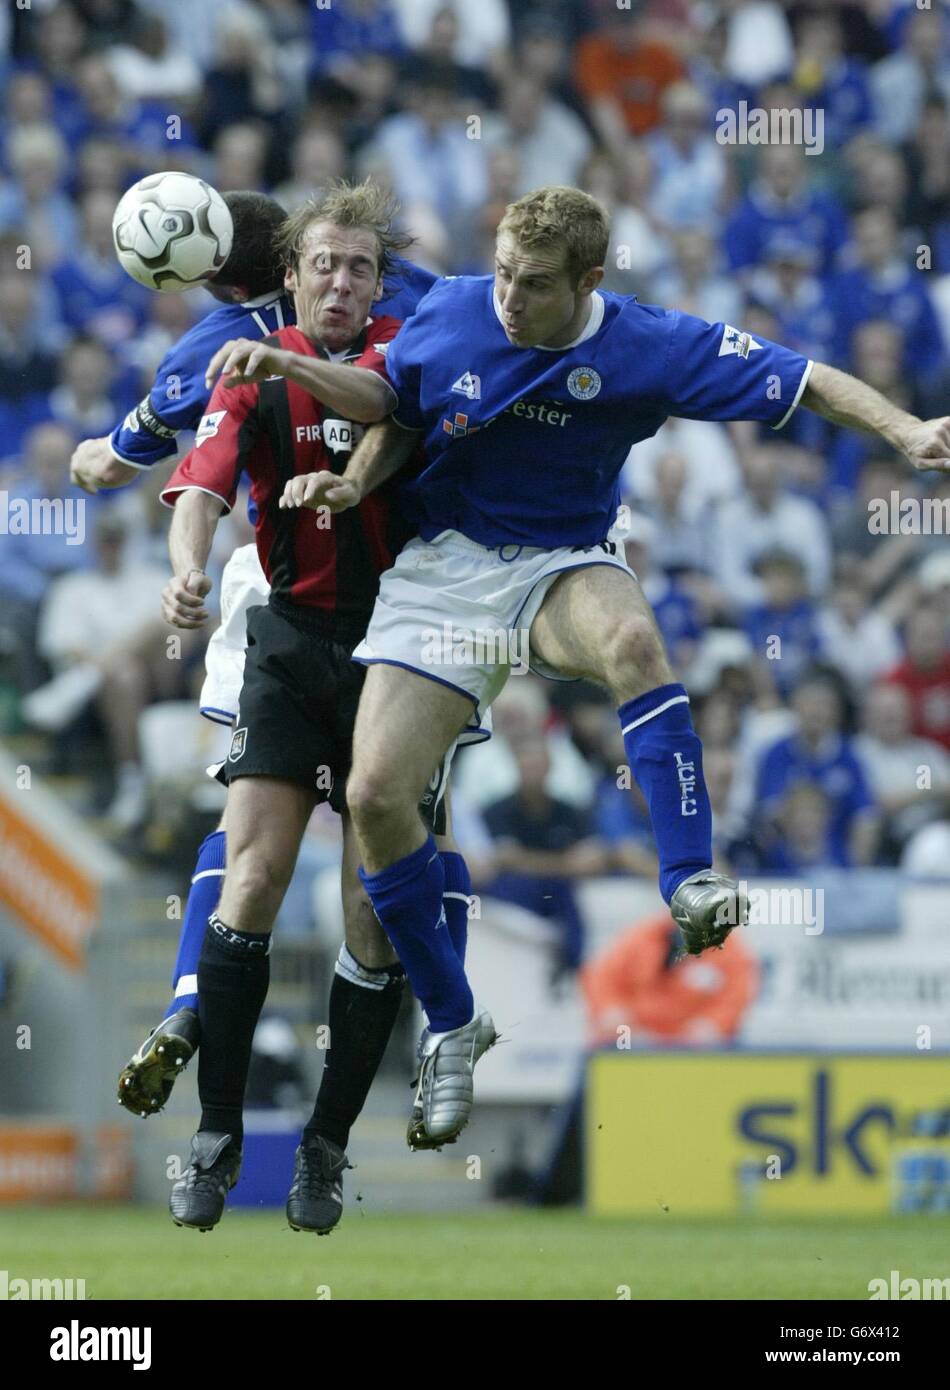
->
<box><xmin>162</xmin><ymin>489</ymin><xmax>223</xmax><ymax>629</ymax></box>
<box><xmin>70</xmin><ymin>436</ymin><xmax>142</xmax><ymax>494</ymax></box>
<box><xmin>279</xmin><ymin>417</ymin><xmax>421</xmax><ymax>514</ymax></box>
<box><xmin>801</xmin><ymin>361</ymin><xmax>950</xmax><ymax>472</ymax></box>
<box><xmin>205</xmin><ymin>337</ymin><xmax>394</xmax><ymax>423</ymax></box>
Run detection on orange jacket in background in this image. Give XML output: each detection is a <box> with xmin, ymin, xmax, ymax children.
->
<box><xmin>574</xmin><ymin>37</ymin><xmax>685</xmax><ymax>137</ymax></box>
<box><xmin>581</xmin><ymin>912</ymin><xmax>759</xmax><ymax>1045</ymax></box>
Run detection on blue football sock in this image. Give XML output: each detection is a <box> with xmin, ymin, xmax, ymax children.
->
<box><xmin>359</xmin><ymin>835</ymin><xmax>474</xmax><ymax>1033</ymax></box>
<box><xmin>618</xmin><ymin>683</ymin><xmax>712</xmax><ymax>903</ymax></box>
<box><xmin>440</xmin><ymin>851</ymin><xmax>471</xmax><ymax>966</ymax></box>
<box><xmin>163</xmin><ymin>829</ymin><xmax>226</xmax><ymax>1019</ymax></box>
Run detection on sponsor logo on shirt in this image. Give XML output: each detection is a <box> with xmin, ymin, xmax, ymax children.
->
<box><xmin>567</xmin><ymin>366</ymin><xmax>602</xmax><ymax>400</ymax></box>
<box><xmin>718</xmin><ymin>326</ymin><xmax>762</xmax><ymax>360</ymax></box>
<box><xmin>195</xmin><ymin>410</ymin><xmax>227</xmax><ymax>447</ymax></box>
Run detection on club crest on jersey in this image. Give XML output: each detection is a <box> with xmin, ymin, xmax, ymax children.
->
<box><xmin>567</xmin><ymin>366</ymin><xmax>602</xmax><ymax>400</ymax></box>
<box><xmin>228</xmin><ymin>727</ymin><xmax>247</xmax><ymax>762</ymax></box>
<box><xmin>451</xmin><ymin>371</ymin><xmax>481</xmax><ymax>401</ymax></box>
<box><xmin>718</xmin><ymin>326</ymin><xmax>762</xmax><ymax>359</ymax></box>
<box><xmin>195</xmin><ymin>410</ymin><xmax>227</xmax><ymax>447</ymax></box>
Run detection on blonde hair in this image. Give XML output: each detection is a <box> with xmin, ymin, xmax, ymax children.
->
<box><xmin>497</xmin><ymin>186</ymin><xmax>610</xmax><ymax>284</ymax></box>
<box><xmin>276</xmin><ymin>178</ymin><xmax>413</xmax><ymax>280</ymax></box>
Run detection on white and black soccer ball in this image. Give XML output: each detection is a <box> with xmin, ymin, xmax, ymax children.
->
<box><xmin>112</xmin><ymin>172</ymin><xmax>234</xmax><ymax>292</ymax></box>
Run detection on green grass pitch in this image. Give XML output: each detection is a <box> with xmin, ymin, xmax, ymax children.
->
<box><xmin>2</xmin><ymin>1206</ymin><xmax>946</xmax><ymax>1299</ymax></box>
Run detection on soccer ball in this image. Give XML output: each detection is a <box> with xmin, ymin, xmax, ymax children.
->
<box><xmin>112</xmin><ymin>172</ymin><xmax>233</xmax><ymax>292</ymax></box>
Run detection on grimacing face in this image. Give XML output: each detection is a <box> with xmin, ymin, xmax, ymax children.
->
<box><xmin>493</xmin><ymin>231</ymin><xmax>603</xmax><ymax>349</ymax></box>
<box><xmin>285</xmin><ymin>219</ymin><xmax>382</xmax><ymax>352</ymax></box>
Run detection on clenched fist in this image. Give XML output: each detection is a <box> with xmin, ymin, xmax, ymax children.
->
<box><xmin>162</xmin><ymin>569</ymin><xmax>213</xmax><ymax>629</ymax></box>
<box><xmin>205</xmin><ymin>338</ymin><xmax>288</xmax><ymax>390</ymax></box>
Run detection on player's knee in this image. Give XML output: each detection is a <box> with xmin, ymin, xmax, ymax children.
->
<box><xmin>607</xmin><ymin>612</ymin><xmax>671</xmax><ymax>690</ymax></box>
<box><xmin>222</xmin><ymin>848</ymin><xmax>289</xmax><ymax>920</ymax></box>
<box><xmin>345</xmin><ymin>768</ymin><xmax>404</xmax><ymax>831</ymax></box>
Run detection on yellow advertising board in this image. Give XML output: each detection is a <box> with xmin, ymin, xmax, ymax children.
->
<box><xmin>587</xmin><ymin>1053</ymin><xmax>950</xmax><ymax>1216</ymax></box>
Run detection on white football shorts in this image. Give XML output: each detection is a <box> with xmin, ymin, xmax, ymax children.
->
<box><xmin>351</xmin><ymin>527</ymin><xmax>634</xmax><ymax>739</ymax></box>
<box><xmin>199</xmin><ymin>542</ymin><xmax>270</xmax><ymax>726</ymax></box>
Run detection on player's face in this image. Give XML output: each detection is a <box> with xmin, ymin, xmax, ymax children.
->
<box><xmin>285</xmin><ymin>220</ymin><xmax>382</xmax><ymax>351</ymax></box>
<box><xmin>494</xmin><ymin>233</ymin><xmax>602</xmax><ymax>349</ymax></box>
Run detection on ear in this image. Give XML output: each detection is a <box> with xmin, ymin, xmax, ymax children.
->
<box><xmin>372</xmin><ymin>275</ymin><xmax>384</xmax><ymax>304</ymax></box>
<box><xmin>578</xmin><ymin>265</ymin><xmax>605</xmax><ymax>296</ymax></box>
<box><xmin>284</xmin><ymin>265</ymin><xmax>298</xmax><ymax>294</ymax></box>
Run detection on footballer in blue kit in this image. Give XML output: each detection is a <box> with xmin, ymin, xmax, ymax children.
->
<box><xmin>282</xmin><ymin>184</ymin><xmax>950</xmax><ymax>1151</ymax></box>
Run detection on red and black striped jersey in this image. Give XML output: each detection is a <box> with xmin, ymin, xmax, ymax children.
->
<box><xmin>160</xmin><ymin>320</ymin><xmax>412</xmax><ymax>644</ymax></box>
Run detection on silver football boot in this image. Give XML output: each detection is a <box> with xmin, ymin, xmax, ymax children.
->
<box><xmin>407</xmin><ymin>1008</ymin><xmax>497</xmax><ymax>1150</ymax></box>
<box><xmin>670</xmin><ymin>870</ymin><xmax>749</xmax><ymax>956</ymax></box>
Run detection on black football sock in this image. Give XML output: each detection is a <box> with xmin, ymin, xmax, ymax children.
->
<box><xmin>197</xmin><ymin>913</ymin><xmax>271</xmax><ymax>1147</ymax></box>
<box><xmin>304</xmin><ymin>945</ymin><xmax>405</xmax><ymax>1152</ymax></box>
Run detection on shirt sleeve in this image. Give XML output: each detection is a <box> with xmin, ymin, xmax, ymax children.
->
<box><xmin>381</xmin><ymin>313</ymin><xmax>425</xmax><ymax>431</ymax></box>
<box><xmin>109</xmin><ymin>338</ymin><xmax>210</xmax><ymax>468</ymax></box>
<box><xmin>159</xmin><ymin>382</ymin><xmax>259</xmax><ymax>513</ymax></box>
<box><xmin>660</xmin><ymin>311</ymin><xmax>813</xmax><ymax>431</ymax></box>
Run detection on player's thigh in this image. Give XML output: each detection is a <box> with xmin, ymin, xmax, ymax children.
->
<box><xmin>223</xmin><ymin>775</ymin><xmax>319</xmax><ymax>895</ymax></box>
<box><xmin>529</xmin><ymin>564</ymin><xmax>669</xmax><ymax>686</ymax></box>
<box><xmin>340</xmin><ymin>812</ymin><xmax>397</xmax><ymax>967</ymax></box>
<box><xmin>350</xmin><ymin>663</ymin><xmax>473</xmax><ymax>805</ymax></box>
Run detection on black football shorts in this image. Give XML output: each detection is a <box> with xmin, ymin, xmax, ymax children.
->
<box><xmin>222</xmin><ymin>600</ymin><xmax>448</xmax><ymax>832</ymax></box>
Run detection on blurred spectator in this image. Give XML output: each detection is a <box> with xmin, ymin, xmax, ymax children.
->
<box><xmin>791</xmin><ymin>8</ymin><xmax>872</xmax><ymax>150</ymax></box>
<box><xmin>198</xmin><ymin>5</ymin><xmax>287</xmax><ymax>150</ymax></box>
<box><xmin>582</xmin><ymin>910</ymin><xmax>758</xmax><ymax>1046</ymax></box>
<box><xmin>744</xmin><ymin>232</ymin><xmax>834</xmax><ymax>364</ymax></box>
<box><xmin>830</xmin><ymin>207</ymin><xmax>944</xmax><ymax>376</ymax></box>
<box><xmin>581</xmin><ymin>147</ymin><xmax>667</xmax><ymax>294</ymax></box>
<box><xmin>722</xmin><ymin>145</ymin><xmax>849</xmax><ymax>278</ymax></box>
<box><xmin>28</xmin><ymin>512</ymin><xmax>186</xmax><ymax>830</ymax></box>
<box><xmin>871</xmin><ymin>5</ymin><xmax>950</xmax><ymax>146</ymax></box>
<box><xmin>574</xmin><ymin>0</ymin><xmax>685</xmax><ymax>151</ymax></box>
<box><xmin>752</xmin><ymin>670</ymin><xmax>879</xmax><ymax>866</ymax></box>
<box><xmin>637</xmin><ymin>449</ymin><xmax>714</xmax><ymax>576</ymax></box>
<box><xmin>651</xmin><ymin>227</ymin><xmax>742</xmax><ymax>326</ymax></box>
<box><xmin>107</xmin><ymin>12</ymin><xmax>202</xmax><ymax>105</ymax></box>
<box><xmin>0</xmin><ymin>124</ymin><xmax>78</xmax><ymax>269</ymax></box>
<box><xmin>0</xmin><ymin>255</ymin><xmax>66</xmax><ymax>461</ymax></box>
<box><xmin>906</xmin><ymin>95</ymin><xmax>950</xmax><ymax>276</ymax></box>
<box><xmin>482</xmin><ymin>737</ymin><xmax>607</xmax><ymax>980</ymax></box>
<box><xmin>47</xmin><ymin>335</ymin><xmax>125</xmax><ymax>441</ymax></box>
<box><xmin>713</xmin><ymin>447</ymin><xmax>832</xmax><ymax>608</ymax></box>
<box><xmin>0</xmin><ymin>422</ymin><xmax>89</xmax><ymax>692</ymax></box>
<box><xmin>742</xmin><ymin>551</ymin><xmax>820</xmax><ymax>699</ymax></box>
<box><xmin>855</xmin><ymin>683</ymin><xmax>950</xmax><ymax>860</ymax></box>
<box><xmin>484</xmin><ymin>75</ymin><xmax>593</xmax><ymax>195</ymax></box>
<box><xmin>309</xmin><ymin>0</ymin><xmax>406</xmax><ymax>84</ymax></box>
<box><xmin>391</xmin><ymin>0</ymin><xmax>511</xmax><ymax>76</ymax></box>
<box><xmin>815</xmin><ymin>562</ymin><xmax>901</xmax><ymax>698</ymax></box>
<box><xmin>71</xmin><ymin>52</ymin><xmax>199</xmax><ymax>173</ymax></box>
<box><xmin>754</xmin><ymin>781</ymin><xmax>843</xmax><ymax>873</ymax></box>
<box><xmin>50</xmin><ymin>189</ymin><xmax>150</xmax><ymax>349</ymax></box>
<box><xmin>211</xmin><ymin>122</ymin><xmax>271</xmax><ymax>194</ymax></box>
<box><xmin>721</xmin><ymin>0</ymin><xmax>793</xmax><ymax>88</ymax></box>
<box><xmin>273</xmin><ymin>126</ymin><xmax>346</xmax><ymax>213</ymax></box>
<box><xmin>880</xmin><ymin>606</ymin><xmax>950</xmax><ymax>752</ymax></box>
<box><xmin>826</xmin><ymin>322</ymin><xmax>914</xmax><ymax>498</ymax></box>
<box><xmin>645</xmin><ymin>81</ymin><xmax>727</xmax><ymax>234</ymax></box>
<box><xmin>365</xmin><ymin>70</ymin><xmax>488</xmax><ymax>265</ymax></box>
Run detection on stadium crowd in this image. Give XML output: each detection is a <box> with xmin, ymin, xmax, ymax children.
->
<box><xmin>1</xmin><ymin>0</ymin><xmax>949</xmax><ymax>971</ymax></box>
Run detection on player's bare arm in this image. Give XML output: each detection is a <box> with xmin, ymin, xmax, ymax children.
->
<box><xmin>279</xmin><ymin>416</ymin><xmax>419</xmax><ymax>513</ymax></box>
<box><xmin>204</xmin><ymin>337</ymin><xmax>394</xmax><ymax>423</ymax></box>
<box><xmin>802</xmin><ymin>361</ymin><xmax>950</xmax><ymax>472</ymax></box>
<box><xmin>162</xmin><ymin>488</ymin><xmax>222</xmax><ymax>629</ymax></box>
<box><xmin>70</xmin><ymin>435</ymin><xmax>141</xmax><ymax>494</ymax></box>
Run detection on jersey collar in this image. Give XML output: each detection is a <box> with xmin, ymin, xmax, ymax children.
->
<box><xmin>491</xmin><ymin>287</ymin><xmax>605</xmax><ymax>351</ymax></box>
<box><xmin>242</xmin><ymin>289</ymin><xmax>287</xmax><ymax>309</ymax></box>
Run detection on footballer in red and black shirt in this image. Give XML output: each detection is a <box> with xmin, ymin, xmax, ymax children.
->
<box><xmin>157</xmin><ymin>190</ymin><xmax>455</xmax><ymax>1236</ymax></box>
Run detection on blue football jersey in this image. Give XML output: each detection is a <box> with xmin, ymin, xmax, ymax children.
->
<box><xmin>109</xmin><ymin>257</ymin><xmax>439</xmax><ymax>468</ymax></box>
<box><xmin>385</xmin><ymin>276</ymin><xmax>813</xmax><ymax>548</ymax></box>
